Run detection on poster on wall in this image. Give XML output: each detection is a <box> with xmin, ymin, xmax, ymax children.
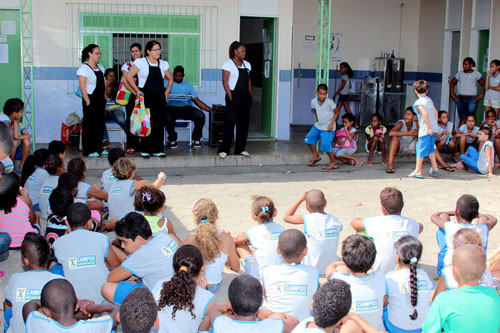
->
<box><xmin>330</xmin><ymin>33</ymin><xmax>342</xmax><ymax>61</ymax></box>
<box><xmin>0</xmin><ymin>44</ymin><xmax>8</xmax><ymax>63</ymax></box>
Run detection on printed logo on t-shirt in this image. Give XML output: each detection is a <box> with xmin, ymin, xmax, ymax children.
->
<box><xmin>68</xmin><ymin>255</ymin><xmax>97</xmax><ymax>269</ymax></box>
<box><xmin>27</xmin><ymin>175</ymin><xmax>36</xmax><ymax>183</ymax></box>
<box><xmin>398</xmin><ymin>279</ymin><xmax>430</xmax><ymax>292</ymax></box>
<box><xmin>355</xmin><ymin>299</ymin><xmax>379</xmax><ymax>312</ymax></box>
<box><xmin>16</xmin><ymin>288</ymin><xmax>42</xmax><ymax>301</ymax></box>
<box><xmin>391</xmin><ymin>230</ymin><xmax>409</xmax><ymax>240</ymax></box>
<box><xmin>319</xmin><ymin>228</ymin><xmax>339</xmax><ymax>238</ymax></box>
<box><xmin>264</xmin><ymin>232</ymin><xmax>281</xmax><ymax>241</ymax></box>
<box><xmin>275</xmin><ymin>284</ymin><xmax>308</xmax><ymax>296</ymax></box>
<box><xmin>110</xmin><ymin>186</ymin><xmax>122</xmax><ymax>194</ymax></box>
<box><xmin>106</xmin><ymin>175</ymin><xmax>118</xmax><ymax>182</ymax></box>
<box><xmin>161</xmin><ymin>240</ymin><xmax>179</xmax><ymax>256</ymax></box>
<box><xmin>42</xmin><ymin>186</ymin><xmax>54</xmax><ymax>194</ymax></box>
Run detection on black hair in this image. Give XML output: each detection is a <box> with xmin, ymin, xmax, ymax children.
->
<box><xmin>49</xmin><ymin>188</ymin><xmax>74</xmax><ymax>217</ymax></box>
<box><xmin>479</xmin><ymin>126</ymin><xmax>492</xmax><ymax>137</ymax></box>
<box><xmin>21</xmin><ymin>148</ymin><xmax>49</xmax><ymax>186</ymax></box>
<box><xmin>67</xmin><ymin>158</ymin><xmax>86</xmax><ymax>182</ymax></box>
<box><xmin>48</xmin><ymin>140</ymin><xmax>65</xmax><ymax>157</ymax></box>
<box><xmin>490</xmin><ymin>59</ymin><xmax>500</xmax><ymax>67</ymax></box>
<box><xmin>81</xmin><ymin>44</ymin><xmax>99</xmax><ymax>63</ymax></box>
<box><xmin>313</xmin><ymin>279</ymin><xmax>352</xmax><ymax>329</ymax></box>
<box><xmin>456</xmin><ymin>194</ymin><xmax>479</xmax><ymax>222</ymax></box>
<box><xmin>252</xmin><ymin>196</ymin><xmax>275</xmax><ymax>223</ymax></box>
<box><xmin>158</xmin><ymin>245</ymin><xmax>202</xmax><ymax>319</ymax></box>
<box><xmin>133</xmin><ymin>186</ymin><xmax>165</xmax><ymax>214</ymax></box>
<box><xmin>340</xmin><ymin>62</ymin><xmax>354</xmax><ymax>78</ymax></box>
<box><xmin>115</xmin><ymin>212</ymin><xmax>152</xmax><ymax>241</ymax></box>
<box><xmin>3</xmin><ymin>98</ymin><xmax>24</xmax><ymax>116</ymax></box>
<box><xmin>66</xmin><ymin>203</ymin><xmax>91</xmax><ymax>229</ymax></box>
<box><xmin>486</xmin><ymin>109</ymin><xmax>497</xmax><ymax>118</ymax></box>
<box><xmin>0</xmin><ymin>173</ymin><xmax>20</xmax><ymax>214</ymax></box>
<box><xmin>45</xmin><ymin>155</ymin><xmax>63</xmax><ymax>175</ymax></box>
<box><xmin>0</xmin><ymin>122</ymin><xmax>13</xmax><ymax>156</ymax></box>
<box><xmin>371</xmin><ymin>114</ymin><xmax>383</xmax><ymax>122</ymax></box>
<box><xmin>229</xmin><ymin>41</ymin><xmax>245</xmax><ymax>58</ymax></box>
<box><xmin>228</xmin><ymin>275</ymin><xmax>263</xmax><ymax>316</ymax></box>
<box><xmin>145</xmin><ymin>40</ymin><xmax>161</xmax><ymax>57</ymax></box>
<box><xmin>463</xmin><ymin>57</ymin><xmax>476</xmax><ymax>67</ymax></box>
<box><xmin>57</xmin><ymin>172</ymin><xmax>79</xmax><ymax>192</ymax></box>
<box><xmin>342</xmin><ymin>112</ymin><xmax>355</xmax><ymax>123</ymax></box>
<box><xmin>108</xmin><ymin>148</ymin><xmax>125</xmax><ymax>167</ymax></box>
<box><xmin>130</xmin><ymin>43</ymin><xmax>142</xmax><ymax>52</ymax></box>
<box><xmin>173</xmin><ymin>66</ymin><xmax>185</xmax><ymax>74</ymax></box>
<box><xmin>41</xmin><ymin>279</ymin><xmax>77</xmax><ymax>315</ymax></box>
<box><xmin>21</xmin><ymin>232</ymin><xmax>51</xmax><ymax>268</ymax></box>
<box><xmin>278</xmin><ymin>229</ymin><xmax>307</xmax><ymax>260</ymax></box>
<box><xmin>104</xmin><ymin>68</ymin><xmax>115</xmax><ymax>77</ymax></box>
<box><xmin>120</xmin><ymin>288</ymin><xmax>157</xmax><ymax>333</ymax></box>
<box><xmin>380</xmin><ymin>187</ymin><xmax>404</xmax><ymax>215</ymax></box>
<box><xmin>466</xmin><ymin>114</ymin><xmax>476</xmax><ymax>122</ymax></box>
<box><xmin>394</xmin><ymin>236</ymin><xmax>423</xmax><ymax>321</ymax></box>
<box><xmin>317</xmin><ymin>83</ymin><xmax>328</xmax><ymax>92</ymax></box>
<box><xmin>438</xmin><ymin>110</ymin><xmax>448</xmax><ymax>118</ymax></box>
<box><xmin>405</xmin><ymin>106</ymin><xmax>416</xmax><ymax>115</ymax></box>
<box><xmin>341</xmin><ymin>234</ymin><xmax>376</xmax><ymax>273</ymax></box>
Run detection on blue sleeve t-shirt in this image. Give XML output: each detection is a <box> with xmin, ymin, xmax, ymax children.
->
<box><xmin>167</xmin><ymin>80</ymin><xmax>197</xmax><ymax>107</ymax></box>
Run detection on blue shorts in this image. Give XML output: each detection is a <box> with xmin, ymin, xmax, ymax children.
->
<box><xmin>4</xmin><ymin>307</ymin><xmax>12</xmax><ymax>332</ymax></box>
<box><xmin>49</xmin><ymin>263</ymin><xmax>65</xmax><ymax>276</ymax></box>
<box><xmin>243</xmin><ymin>255</ymin><xmax>260</xmax><ymax>279</ymax></box>
<box><xmin>304</xmin><ymin>126</ymin><xmax>335</xmax><ymax>153</ymax></box>
<box><xmin>436</xmin><ymin>228</ymin><xmax>447</xmax><ymax>276</ymax></box>
<box><xmin>113</xmin><ymin>281</ymin><xmax>147</xmax><ymax>304</ymax></box>
<box><xmin>416</xmin><ymin>134</ymin><xmax>436</xmax><ymax>158</ymax></box>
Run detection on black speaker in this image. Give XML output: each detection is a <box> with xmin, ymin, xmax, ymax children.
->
<box><xmin>209</xmin><ymin>104</ymin><xmax>225</xmax><ymax>147</ymax></box>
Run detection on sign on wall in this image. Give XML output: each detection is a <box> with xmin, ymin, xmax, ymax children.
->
<box><xmin>330</xmin><ymin>32</ymin><xmax>342</xmax><ymax>61</ymax></box>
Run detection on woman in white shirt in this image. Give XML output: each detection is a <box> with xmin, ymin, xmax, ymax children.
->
<box><xmin>127</xmin><ymin>40</ymin><xmax>173</xmax><ymax>158</ymax></box>
<box><xmin>218</xmin><ymin>41</ymin><xmax>252</xmax><ymax>158</ymax></box>
<box><xmin>77</xmin><ymin>44</ymin><xmax>106</xmax><ymax>157</ymax></box>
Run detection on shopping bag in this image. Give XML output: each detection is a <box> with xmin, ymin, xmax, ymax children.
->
<box><xmin>61</xmin><ymin>123</ymin><xmax>70</xmax><ymax>144</ymax></box>
<box><xmin>116</xmin><ymin>81</ymin><xmax>132</xmax><ymax>105</ymax></box>
<box><xmin>130</xmin><ymin>95</ymin><xmax>151</xmax><ymax>137</ymax></box>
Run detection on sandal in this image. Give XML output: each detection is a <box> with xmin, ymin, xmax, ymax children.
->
<box><xmin>307</xmin><ymin>158</ymin><xmax>322</xmax><ymax>166</ymax></box>
<box><xmin>441</xmin><ymin>166</ymin><xmax>455</xmax><ymax>172</ymax></box>
<box><xmin>322</xmin><ymin>164</ymin><xmax>338</xmax><ymax>170</ymax></box>
<box><xmin>385</xmin><ymin>168</ymin><xmax>395</xmax><ymax>174</ymax></box>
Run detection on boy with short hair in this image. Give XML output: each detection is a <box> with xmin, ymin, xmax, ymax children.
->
<box><xmin>210</xmin><ymin>275</ymin><xmax>299</xmax><ymax>332</ymax></box>
<box><xmin>304</xmin><ymin>83</ymin><xmax>341</xmax><ymax>170</ymax></box>
<box><xmin>23</xmin><ymin>278</ymin><xmax>118</xmax><ymax>332</ymax></box>
<box><xmin>53</xmin><ymin>203</ymin><xmax>119</xmax><ymax>304</ymax></box>
<box><xmin>350</xmin><ymin>187</ymin><xmax>422</xmax><ymax>274</ymax></box>
<box><xmin>409</xmin><ymin>80</ymin><xmax>439</xmax><ymax>178</ymax></box>
<box><xmin>100</xmin><ymin>148</ymin><xmax>124</xmax><ymax>193</ymax></box>
<box><xmin>431</xmin><ymin>194</ymin><xmax>496</xmax><ymax>275</ymax></box>
<box><xmin>3</xmin><ymin>233</ymin><xmax>61</xmax><ymax>333</ymax></box>
<box><xmin>283</xmin><ymin>189</ymin><xmax>343</xmax><ymax>274</ymax></box>
<box><xmin>422</xmin><ymin>245</ymin><xmax>500</xmax><ymax>332</ymax></box>
<box><xmin>1</xmin><ymin>98</ymin><xmax>30</xmax><ymax>170</ymax></box>
<box><xmin>365</xmin><ymin>114</ymin><xmax>387</xmax><ymax>166</ymax></box>
<box><xmin>102</xmin><ymin>212</ymin><xmax>179</xmax><ymax>304</ymax></box>
<box><xmin>118</xmin><ymin>288</ymin><xmax>159</xmax><ymax>333</ymax></box>
<box><xmin>325</xmin><ymin>235</ymin><xmax>387</xmax><ymax>331</ymax></box>
<box><xmin>261</xmin><ymin>229</ymin><xmax>319</xmax><ymax>321</ymax></box>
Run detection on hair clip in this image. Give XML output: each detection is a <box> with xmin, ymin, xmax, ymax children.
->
<box><xmin>45</xmin><ymin>161</ymin><xmax>53</xmax><ymax>168</ymax></box>
<box><xmin>179</xmin><ymin>266</ymin><xmax>188</xmax><ymax>272</ymax></box>
<box><xmin>261</xmin><ymin>206</ymin><xmax>269</xmax><ymax>213</ymax></box>
<box><xmin>142</xmin><ymin>192</ymin><xmax>152</xmax><ymax>202</ymax></box>
<box><xmin>200</xmin><ymin>219</ymin><xmax>208</xmax><ymax>224</ymax></box>
<box><xmin>410</xmin><ymin>257</ymin><xmax>418</xmax><ymax>263</ymax></box>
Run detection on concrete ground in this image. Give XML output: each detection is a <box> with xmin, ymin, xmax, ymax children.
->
<box><xmin>1</xmin><ymin>161</ymin><xmax>499</xmax><ymax>317</ymax></box>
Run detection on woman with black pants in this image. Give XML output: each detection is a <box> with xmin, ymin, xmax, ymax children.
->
<box><xmin>127</xmin><ymin>40</ymin><xmax>173</xmax><ymax>158</ymax></box>
<box><xmin>78</xmin><ymin>44</ymin><xmax>106</xmax><ymax>157</ymax></box>
<box><xmin>218</xmin><ymin>41</ymin><xmax>252</xmax><ymax>158</ymax></box>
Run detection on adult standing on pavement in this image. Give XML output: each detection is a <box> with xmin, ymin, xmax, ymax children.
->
<box><xmin>127</xmin><ymin>40</ymin><xmax>173</xmax><ymax>158</ymax></box>
<box><xmin>218</xmin><ymin>41</ymin><xmax>252</xmax><ymax>158</ymax></box>
<box><xmin>77</xmin><ymin>44</ymin><xmax>106</xmax><ymax>157</ymax></box>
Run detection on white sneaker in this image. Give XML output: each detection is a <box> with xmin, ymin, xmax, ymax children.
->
<box><xmin>240</xmin><ymin>151</ymin><xmax>250</xmax><ymax>156</ymax></box>
<box><xmin>218</xmin><ymin>152</ymin><xmax>227</xmax><ymax>159</ymax></box>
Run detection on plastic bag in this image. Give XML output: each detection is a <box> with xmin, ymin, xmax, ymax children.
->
<box><xmin>130</xmin><ymin>95</ymin><xmax>151</xmax><ymax>137</ymax></box>
<box><xmin>61</xmin><ymin>123</ymin><xmax>70</xmax><ymax>144</ymax></box>
<box><xmin>66</xmin><ymin>112</ymin><xmax>82</xmax><ymax>127</ymax></box>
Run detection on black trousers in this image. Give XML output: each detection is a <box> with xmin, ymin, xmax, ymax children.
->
<box><xmin>82</xmin><ymin>97</ymin><xmax>106</xmax><ymax>156</ymax></box>
<box><xmin>141</xmin><ymin>93</ymin><xmax>166</xmax><ymax>154</ymax></box>
<box><xmin>165</xmin><ymin>105</ymin><xmax>206</xmax><ymax>142</ymax></box>
<box><xmin>218</xmin><ymin>92</ymin><xmax>252</xmax><ymax>155</ymax></box>
<box><xmin>125</xmin><ymin>94</ymin><xmax>140</xmax><ymax>149</ymax></box>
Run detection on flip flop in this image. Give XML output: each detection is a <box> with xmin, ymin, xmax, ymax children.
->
<box><xmin>355</xmin><ymin>161</ymin><xmax>364</xmax><ymax>167</ymax></box>
<box><xmin>407</xmin><ymin>174</ymin><xmax>423</xmax><ymax>179</ymax></box>
<box><xmin>385</xmin><ymin>168</ymin><xmax>395</xmax><ymax>173</ymax></box>
<box><xmin>429</xmin><ymin>169</ymin><xmax>440</xmax><ymax>175</ymax></box>
<box><xmin>322</xmin><ymin>165</ymin><xmax>338</xmax><ymax>170</ymax></box>
<box><xmin>442</xmin><ymin>166</ymin><xmax>455</xmax><ymax>172</ymax></box>
<box><xmin>307</xmin><ymin>158</ymin><xmax>322</xmax><ymax>167</ymax></box>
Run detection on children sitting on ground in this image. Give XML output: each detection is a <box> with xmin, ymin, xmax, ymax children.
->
<box><xmin>153</xmin><ymin>245</ymin><xmax>216</xmax><ymax>333</ymax></box>
<box><xmin>1</xmin><ymin>98</ymin><xmax>30</xmax><ymax>171</ymax></box>
<box><xmin>433</xmin><ymin>228</ymin><xmax>494</xmax><ymax>299</ymax></box>
<box><xmin>102</xmin><ymin>212</ymin><xmax>179</xmax><ymax>304</ymax></box>
<box><xmin>23</xmin><ymin>278</ymin><xmax>118</xmax><ymax>332</ymax></box>
<box><xmin>480</xmin><ymin>109</ymin><xmax>500</xmax><ymax>163</ymax></box>
<box><xmin>326</xmin><ymin>235</ymin><xmax>387</xmax><ymax>330</ymax></box>
<box><xmin>304</xmin><ymin>83</ymin><xmax>341</xmax><ymax>170</ymax></box>
<box><xmin>100</xmin><ymin>148</ymin><xmax>124</xmax><ymax>193</ymax></box>
<box><xmin>332</xmin><ymin>113</ymin><xmax>362</xmax><ymax>167</ymax></box>
<box><xmin>452</xmin><ymin>127</ymin><xmax>495</xmax><ymax>176</ymax></box>
<box><xmin>365</xmin><ymin>114</ymin><xmax>387</xmax><ymax>166</ymax></box>
<box><xmin>46</xmin><ymin>186</ymin><xmax>73</xmax><ymax>246</ymax></box>
<box><xmin>38</xmin><ymin>155</ymin><xmax>65</xmax><ymax>219</ymax></box>
<box><xmin>456</xmin><ymin>114</ymin><xmax>479</xmax><ymax>156</ymax></box>
<box><xmin>384</xmin><ymin>236</ymin><xmax>432</xmax><ymax>333</ymax></box>
<box><xmin>385</xmin><ymin>107</ymin><xmax>418</xmax><ymax>173</ymax></box>
<box><xmin>409</xmin><ymin>80</ymin><xmax>440</xmax><ymax>178</ymax></box>
<box><xmin>4</xmin><ymin>233</ymin><xmax>62</xmax><ymax>333</ymax></box>
<box><xmin>233</xmin><ymin>196</ymin><xmax>284</xmax><ymax>278</ymax></box>
<box><xmin>436</xmin><ymin>110</ymin><xmax>458</xmax><ymax>161</ymax></box>
<box><xmin>21</xmin><ymin>148</ymin><xmax>49</xmax><ymax>211</ymax></box>
<box><xmin>430</xmin><ymin>194</ymin><xmax>496</xmax><ymax>275</ymax></box>
<box><xmin>48</xmin><ymin>140</ymin><xmax>66</xmax><ymax>160</ymax></box>
<box><xmin>184</xmin><ymin>198</ymin><xmax>239</xmax><ymax>292</ymax></box>
<box><xmin>350</xmin><ymin>187</ymin><xmax>422</xmax><ymax>274</ymax></box>
<box><xmin>261</xmin><ymin>229</ymin><xmax>319</xmax><ymax>321</ymax></box>
<box><xmin>283</xmin><ymin>189</ymin><xmax>343</xmax><ymax>275</ymax></box>
<box><xmin>68</xmin><ymin>157</ymin><xmax>108</xmax><ymax>201</ymax></box>
<box><xmin>53</xmin><ymin>203</ymin><xmax>119</xmax><ymax>304</ymax></box>
<box><xmin>210</xmin><ymin>275</ymin><xmax>299</xmax><ymax>332</ymax></box>
<box><xmin>422</xmin><ymin>245</ymin><xmax>500</xmax><ymax>333</ymax></box>
<box><xmin>119</xmin><ymin>288</ymin><xmax>159</xmax><ymax>333</ymax></box>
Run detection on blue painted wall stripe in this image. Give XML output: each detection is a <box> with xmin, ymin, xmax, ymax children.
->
<box><xmin>294</xmin><ymin>68</ymin><xmax>442</xmax><ymax>83</ymax></box>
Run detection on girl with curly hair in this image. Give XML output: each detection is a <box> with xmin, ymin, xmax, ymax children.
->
<box><xmin>154</xmin><ymin>245</ymin><xmax>216</xmax><ymax>333</ymax></box>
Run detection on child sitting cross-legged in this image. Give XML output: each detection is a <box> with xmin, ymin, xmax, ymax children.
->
<box><xmin>283</xmin><ymin>189</ymin><xmax>343</xmax><ymax>275</ymax></box>
<box><xmin>261</xmin><ymin>229</ymin><xmax>319</xmax><ymax>322</ymax></box>
<box><xmin>118</xmin><ymin>288</ymin><xmax>159</xmax><ymax>333</ymax></box>
<box><xmin>67</xmin><ymin>157</ymin><xmax>108</xmax><ymax>202</ymax></box>
<box><xmin>326</xmin><ymin>234</ymin><xmax>387</xmax><ymax>331</ymax></box>
<box><xmin>332</xmin><ymin>113</ymin><xmax>362</xmax><ymax>167</ymax></box>
<box><xmin>45</xmin><ymin>186</ymin><xmax>73</xmax><ymax>247</ymax></box>
<box><xmin>365</xmin><ymin>114</ymin><xmax>387</xmax><ymax>166</ymax></box>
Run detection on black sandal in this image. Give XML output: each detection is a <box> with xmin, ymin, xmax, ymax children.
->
<box><xmin>385</xmin><ymin>168</ymin><xmax>395</xmax><ymax>174</ymax></box>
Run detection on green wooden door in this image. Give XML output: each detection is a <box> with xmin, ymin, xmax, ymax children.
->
<box><xmin>261</xmin><ymin>18</ymin><xmax>276</xmax><ymax>137</ymax></box>
<box><xmin>476</xmin><ymin>29</ymin><xmax>489</xmax><ymax>123</ymax></box>
<box><xmin>0</xmin><ymin>10</ymin><xmax>21</xmax><ymax>107</ymax></box>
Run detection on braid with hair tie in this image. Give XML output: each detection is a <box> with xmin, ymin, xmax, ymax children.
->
<box><xmin>409</xmin><ymin>259</ymin><xmax>419</xmax><ymax>320</ymax></box>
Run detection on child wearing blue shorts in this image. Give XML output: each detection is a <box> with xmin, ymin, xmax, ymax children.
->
<box><xmin>304</xmin><ymin>84</ymin><xmax>340</xmax><ymax>170</ymax></box>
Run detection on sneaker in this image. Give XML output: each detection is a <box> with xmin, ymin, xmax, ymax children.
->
<box><xmin>140</xmin><ymin>152</ymin><xmax>150</xmax><ymax>158</ymax></box>
<box><xmin>168</xmin><ymin>141</ymin><xmax>178</xmax><ymax>149</ymax></box>
<box><xmin>218</xmin><ymin>152</ymin><xmax>227</xmax><ymax>159</ymax></box>
<box><xmin>152</xmin><ymin>152</ymin><xmax>166</xmax><ymax>158</ymax></box>
<box><xmin>101</xmin><ymin>150</ymin><xmax>109</xmax><ymax>156</ymax></box>
<box><xmin>193</xmin><ymin>140</ymin><xmax>202</xmax><ymax>148</ymax></box>
<box><xmin>127</xmin><ymin>148</ymin><xmax>135</xmax><ymax>154</ymax></box>
<box><xmin>88</xmin><ymin>152</ymin><xmax>100</xmax><ymax>158</ymax></box>
<box><xmin>240</xmin><ymin>151</ymin><xmax>250</xmax><ymax>156</ymax></box>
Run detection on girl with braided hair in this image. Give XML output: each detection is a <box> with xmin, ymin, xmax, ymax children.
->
<box><xmin>384</xmin><ymin>236</ymin><xmax>432</xmax><ymax>332</ymax></box>
<box><xmin>153</xmin><ymin>244</ymin><xmax>216</xmax><ymax>333</ymax></box>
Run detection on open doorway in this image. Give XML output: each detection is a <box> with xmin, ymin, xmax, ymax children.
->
<box><xmin>240</xmin><ymin>17</ymin><xmax>276</xmax><ymax>139</ymax></box>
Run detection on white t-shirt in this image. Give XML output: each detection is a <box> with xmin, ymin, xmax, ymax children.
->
<box><xmin>442</xmin><ymin>266</ymin><xmax>493</xmax><ymax>290</ymax></box>
<box><xmin>478</xmin><ymin>141</ymin><xmax>495</xmax><ymax>174</ymax></box>
<box><xmin>76</xmin><ymin>63</ymin><xmax>105</xmax><ymax>95</ymax></box>
<box><xmin>437</xmin><ymin>122</ymin><xmax>454</xmax><ymax>137</ymax></box>
<box><xmin>25</xmin><ymin>311</ymin><xmax>113</xmax><ymax>333</ymax></box>
<box><xmin>330</xmin><ymin>271</ymin><xmax>387</xmax><ymax>330</ymax></box>
<box><xmin>221</xmin><ymin>59</ymin><xmax>252</xmax><ymax>90</ymax></box>
<box><xmin>108</xmin><ymin>179</ymin><xmax>136</xmax><ymax>221</ymax></box>
<box><xmin>413</xmin><ymin>96</ymin><xmax>439</xmax><ymax>137</ymax></box>
<box><xmin>340</xmin><ymin>74</ymin><xmax>351</xmax><ymax>95</ymax></box>
<box><xmin>132</xmin><ymin>57</ymin><xmax>170</xmax><ymax>88</ymax></box>
<box><xmin>25</xmin><ymin>167</ymin><xmax>49</xmax><ymax>206</ymax></box>
<box><xmin>77</xmin><ymin>181</ymin><xmax>92</xmax><ymax>198</ymax></box>
<box><xmin>245</xmin><ymin>222</ymin><xmax>284</xmax><ymax>278</ymax></box>
<box><xmin>205</xmin><ymin>251</ymin><xmax>229</xmax><ymax>285</ymax></box>
<box><xmin>291</xmin><ymin>317</ymin><xmax>326</xmax><ymax>332</ymax></box>
<box><xmin>485</xmin><ymin>72</ymin><xmax>500</xmax><ymax>100</ymax></box>
<box><xmin>100</xmin><ymin>168</ymin><xmax>118</xmax><ymax>193</ymax></box>
<box><xmin>458</xmin><ymin>124</ymin><xmax>479</xmax><ymax>144</ymax></box>
<box><xmin>363</xmin><ymin>215</ymin><xmax>421</xmax><ymax>274</ymax></box>
<box><xmin>311</xmin><ymin>97</ymin><xmax>337</xmax><ymax>131</ymax></box>
<box><xmin>385</xmin><ymin>268</ymin><xmax>433</xmax><ymax>331</ymax></box>
<box><xmin>121</xmin><ymin>61</ymin><xmax>133</xmax><ymax>73</ymax></box>
<box><xmin>303</xmin><ymin>212</ymin><xmax>343</xmax><ymax>275</ymax></box>
<box><xmin>443</xmin><ymin>221</ymin><xmax>489</xmax><ymax>266</ymax></box>
<box><xmin>261</xmin><ymin>263</ymin><xmax>319</xmax><ymax>321</ymax></box>
<box><xmin>455</xmin><ymin>70</ymin><xmax>483</xmax><ymax>96</ymax></box>
<box><xmin>39</xmin><ymin>175</ymin><xmax>59</xmax><ymax>219</ymax></box>
<box><xmin>213</xmin><ymin>316</ymin><xmax>283</xmax><ymax>332</ymax></box>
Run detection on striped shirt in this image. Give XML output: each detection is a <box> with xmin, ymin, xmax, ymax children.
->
<box><xmin>0</xmin><ymin>196</ymin><xmax>35</xmax><ymax>248</ymax></box>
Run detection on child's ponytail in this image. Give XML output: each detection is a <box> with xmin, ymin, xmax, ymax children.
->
<box><xmin>157</xmin><ymin>245</ymin><xmax>203</xmax><ymax>319</ymax></box>
<box><xmin>252</xmin><ymin>196</ymin><xmax>275</xmax><ymax>223</ymax></box>
<box><xmin>45</xmin><ymin>155</ymin><xmax>63</xmax><ymax>175</ymax></box>
<box><xmin>192</xmin><ymin>199</ymin><xmax>221</xmax><ymax>263</ymax></box>
<box><xmin>134</xmin><ymin>186</ymin><xmax>165</xmax><ymax>214</ymax></box>
<box><xmin>394</xmin><ymin>236</ymin><xmax>423</xmax><ymax>321</ymax></box>
<box><xmin>21</xmin><ymin>148</ymin><xmax>49</xmax><ymax>186</ymax></box>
